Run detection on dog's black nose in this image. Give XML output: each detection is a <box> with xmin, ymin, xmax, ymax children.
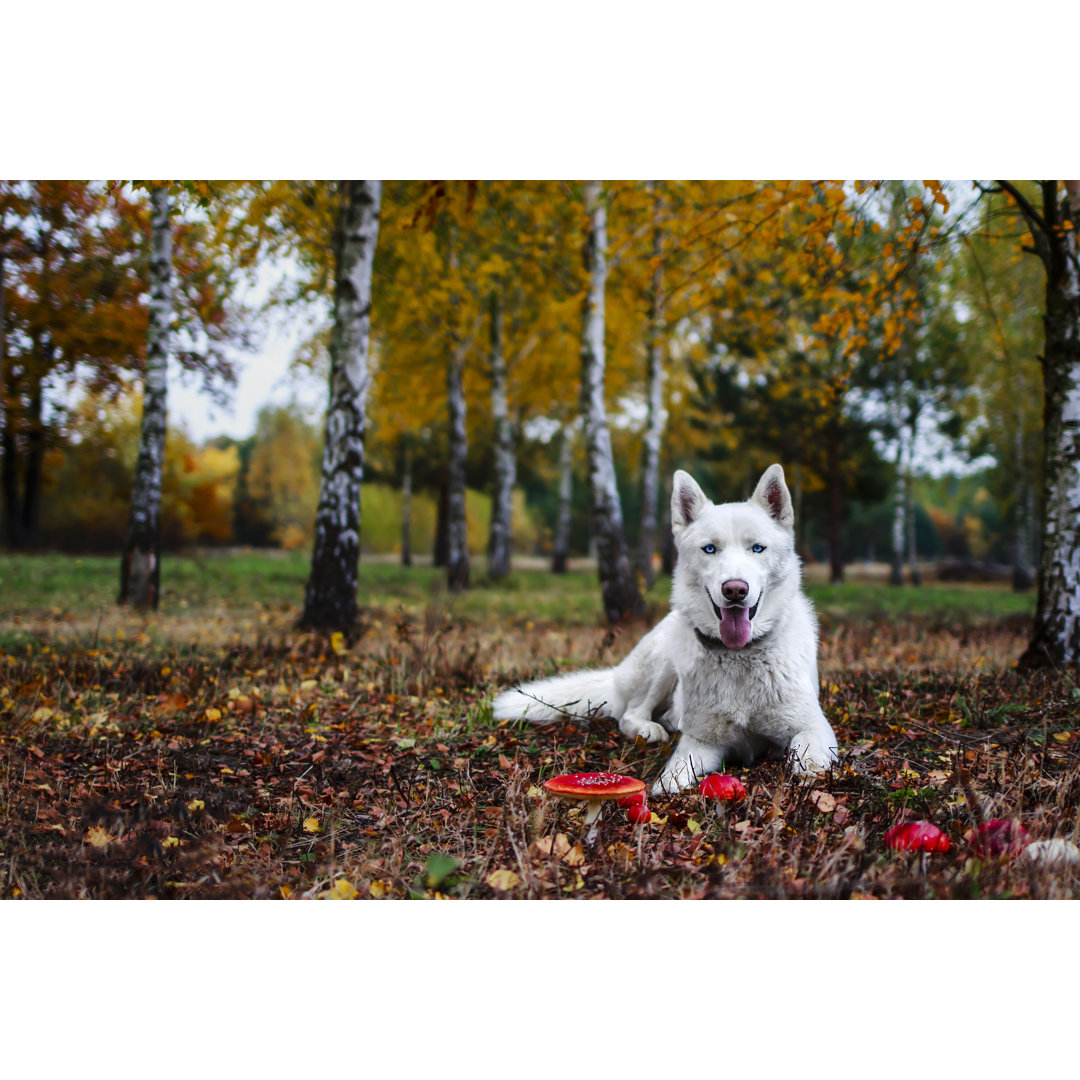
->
<box><xmin>722</xmin><ymin>579</ymin><xmax>749</xmax><ymax>603</ymax></box>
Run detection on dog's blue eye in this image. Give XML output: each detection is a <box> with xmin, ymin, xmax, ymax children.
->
<box><xmin>752</xmin><ymin>544</ymin><xmax>766</xmax><ymax>553</ymax></box>
<box><xmin>702</xmin><ymin>544</ymin><xmax>717</xmax><ymax>555</ymax></box>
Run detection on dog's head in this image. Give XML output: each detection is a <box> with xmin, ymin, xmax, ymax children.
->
<box><xmin>669</xmin><ymin>464</ymin><xmax>798</xmax><ymax>649</ymax></box>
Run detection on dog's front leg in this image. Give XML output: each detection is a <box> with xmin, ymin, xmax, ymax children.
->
<box><xmin>617</xmin><ymin>659</ymin><xmax>676</xmax><ymax>744</ymax></box>
<box><xmin>651</xmin><ymin>735</ymin><xmax>725</xmax><ymax>795</ymax></box>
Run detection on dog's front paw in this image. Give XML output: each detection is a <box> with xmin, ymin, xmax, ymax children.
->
<box><xmin>619</xmin><ymin>714</ymin><xmax>670</xmax><ymax>744</ymax></box>
<box><xmin>787</xmin><ymin>731</ymin><xmax>837</xmax><ymax>775</ymax></box>
<box><xmin>651</xmin><ymin>773</ymin><xmax>682</xmax><ymax>796</ymax></box>
<box><xmin>651</xmin><ymin>764</ymin><xmax>697</xmax><ymax>796</ymax></box>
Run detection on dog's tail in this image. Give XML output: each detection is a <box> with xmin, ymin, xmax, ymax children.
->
<box><xmin>492</xmin><ymin>668</ymin><xmax>618</xmax><ymax>724</ymax></box>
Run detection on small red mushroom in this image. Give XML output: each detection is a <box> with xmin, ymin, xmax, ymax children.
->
<box><xmin>698</xmin><ymin>774</ymin><xmax>747</xmax><ymax>802</ymax></box>
<box><xmin>626</xmin><ymin>803</ymin><xmax>652</xmax><ymax>825</ymax></box>
<box><xmin>885</xmin><ymin>821</ymin><xmax>951</xmax><ymax>853</ymax></box>
<box><xmin>973</xmin><ymin>819</ymin><xmax>1030</xmax><ymax>858</ymax></box>
<box><xmin>544</xmin><ymin>772</ymin><xmax>646</xmax><ymax>843</ymax></box>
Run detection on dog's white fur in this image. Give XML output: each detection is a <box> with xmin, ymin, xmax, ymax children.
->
<box><xmin>492</xmin><ymin>465</ymin><xmax>838</xmax><ymax>793</ymax></box>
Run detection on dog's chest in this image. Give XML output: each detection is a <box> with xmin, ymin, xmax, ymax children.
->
<box><xmin>674</xmin><ymin>638</ymin><xmax>797</xmax><ymax>736</ymax></box>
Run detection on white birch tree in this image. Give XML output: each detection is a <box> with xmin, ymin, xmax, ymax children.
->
<box><xmin>487</xmin><ymin>291</ymin><xmax>515</xmax><ymax>580</ymax></box>
<box><xmin>300</xmin><ymin>180</ymin><xmax>382</xmax><ymax>631</ymax></box>
<box><xmin>442</xmin><ymin>225</ymin><xmax>471</xmax><ymax>592</ymax></box>
<box><xmin>580</xmin><ymin>181</ymin><xmax>644</xmax><ymax>622</ymax></box>
<box><xmin>996</xmin><ymin>181</ymin><xmax>1080</xmax><ymax>668</ymax></box>
<box><xmin>119</xmin><ymin>185</ymin><xmax>172</xmax><ymax>608</ymax></box>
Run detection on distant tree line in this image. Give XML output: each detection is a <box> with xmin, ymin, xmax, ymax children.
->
<box><xmin>1</xmin><ymin>179</ymin><xmax>1077</xmax><ymax>665</ymax></box>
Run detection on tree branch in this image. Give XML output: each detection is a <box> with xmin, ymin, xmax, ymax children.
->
<box><xmin>995</xmin><ymin>180</ymin><xmax>1049</xmax><ymax>236</ymax></box>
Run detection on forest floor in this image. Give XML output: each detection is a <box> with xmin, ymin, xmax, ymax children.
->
<box><xmin>2</xmin><ymin>551</ymin><xmax>1078</xmax><ymax>900</ymax></box>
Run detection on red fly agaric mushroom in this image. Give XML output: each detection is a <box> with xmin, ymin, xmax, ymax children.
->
<box><xmin>698</xmin><ymin>774</ymin><xmax>747</xmax><ymax>802</ymax></box>
<box><xmin>973</xmin><ymin>819</ymin><xmax>1030</xmax><ymax>858</ymax></box>
<box><xmin>544</xmin><ymin>772</ymin><xmax>645</xmax><ymax>843</ymax></box>
<box><xmin>884</xmin><ymin>821</ymin><xmax>951</xmax><ymax>853</ymax></box>
<box><xmin>626</xmin><ymin>803</ymin><xmax>652</xmax><ymax>825</ymax></box>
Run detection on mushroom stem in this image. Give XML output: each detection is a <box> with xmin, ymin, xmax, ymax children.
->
<box><xmin>582</xmin><ymin>800</ymin><xmax>604</xmax><ymax>844</ymax></box>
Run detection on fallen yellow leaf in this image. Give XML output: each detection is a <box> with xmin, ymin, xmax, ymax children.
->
<box><xmin>303</xmin><ymin>817</ymin><xmax>321</xmax><ymax>834</ymax></box>
<box><xmin>186</xmin><ymin>798</ymin><xmax>205</xmax><ymax>812</ymax></box>
<box><xmin>369</xmin><ymin>880</ymin><xmax>390</xmax><ymax>899</ymax></box>
<box><xmin>204</xmin><ymin>707</ymin><xmax>222</xmax><ymax>722</ymax></box>
<box><xmin>530</xmin><ymin>833</ymin><xmax>571</xmax><ymax>859</ymax></box>
<box><xmin>161</xmin><ymin>836</ymin><xmax>180</xmax><ymax>849</ymax></box>
<box><xmin>563</xmin><ymin>843</ymin><xmax>586</xmax><ymax>867</ymax></box>
<box><xmin>330</xmin><ymin>632</ymin><xmax>347</xmax><ymax>656</ymax></box>
<box><xmin>486</xmin><ymin>869</ymin><xmax>522</xmax><ymax>891</ymax></box>
<box><xmin>323</xmin><ymin>879</ymin><xmax>359</xmax><ymax>900</ymax></box>
<box><xmin>279</xmin><ymin>885</ymin><xmax>292</xmax><ymax>900</ymax></box>
<box><xmin>84</xmin><ymin>826</ymin><xmax>110</xmax><ymax>848</ymax></box>
<box><xmin>686</xmin><ymin>819</ymin><xmax>702</xmax><ymax>834</ymax></box>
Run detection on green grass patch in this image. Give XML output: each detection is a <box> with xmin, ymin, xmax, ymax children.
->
<box><xmin>0</xmin><ymin>550</ymin><xmax>1037</xmax><ymax>627</ymax></box>
<box><xmin>806</xmin><ymin>580</ymin><xmax>1036</xmax><ymax>623</ymax></box>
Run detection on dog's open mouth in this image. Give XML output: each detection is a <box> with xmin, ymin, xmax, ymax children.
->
<box><xmin>705</xmin><ymin>588</ymin><xmax>758</xmax><ymax>650</ymax></box>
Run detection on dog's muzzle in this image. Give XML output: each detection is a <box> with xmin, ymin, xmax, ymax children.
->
<box><xmin>704</xmin><ymin>586</ymin><xmax>759</xmax><ymax>650</ymax></box>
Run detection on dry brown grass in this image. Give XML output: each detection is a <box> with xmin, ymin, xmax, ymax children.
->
<box><xmin>2</xmin><ymin>599</ymin><xmax>1078</xmax><ymax>900</ymax></box>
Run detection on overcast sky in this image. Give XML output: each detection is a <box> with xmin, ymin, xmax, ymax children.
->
<box><xmin>167</xmin><ymin>257</ymin><xmax>326</xmax><ymax>442</ymax></box>
<box><xmin>169</xmin><ymin>319</ymin><xmax>325</xmax><ymax>442</ymax></box>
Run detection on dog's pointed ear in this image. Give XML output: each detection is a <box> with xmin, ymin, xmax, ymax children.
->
<box><xmin>751</xmin><ymin>464</ymin><xmax>794</xmax><ymax>530</ymax></box>
<box><xmin>671</xmin><ymin>471</ymin><xmax>708</xmax><ymax>535</ymax></box>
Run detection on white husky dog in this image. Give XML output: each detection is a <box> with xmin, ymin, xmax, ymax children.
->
<box><xmin>492</xmin><ymin>465</ymin><xmax>838</xmax><ymax>793</ymax></box>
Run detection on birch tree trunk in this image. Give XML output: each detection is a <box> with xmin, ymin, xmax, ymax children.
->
<box><xmin>400</xmin><ymin>436</ymin><xmax>413</xmax><ymax>568</ymax></box>
<box><xmin>889</xmin><ymin>453</ymin><xmax>905</xmax><ymax>586</ymax></box>
<box><xmin>444</xmin><ymin>228</ymin><xmax>470</xmax><ymax>592</ymax></box>
<box><xmin>580</xmin><ymin>181</ymin><xmax>645</xmax><ymax>622</ymax></box>
<box><xmin>888</xmin><ymin>359</ymin><xmax>908</xmax><ymax>587</ymax></box>
<box><xmin>1012</xmin><ymin>180</ymin><xmax>1080</xmax><ymax>667</ymax></box>
<box><xmin>0</xmin><ymin>249</ymin><xmax>20</xmax><ymax>549</ymax></box>
<box><xmin>905</xmin><ymin>403</ymin><xmax>921</xmax><ymax>586</ymax></box>
<box><xmin>637</xmin><ymin>180</ymin><xmax>665</xmax><ymax>589</ymax></box>
<box><xmin>300</xmin><ymin>180</ymin><xmax>381</xmax><ymax>631</ymax></box>
<box><xmin>119</xmin><ymin>186</ymin><xmax>172</xmax><ymax>609</ymax></box>
<box><xmin>551</xmin><ymin>423</ymin><xmax>573</xmax><ymax>574</ymax></box>
<box><xmin>487</xmin><ymin>291</ymin><xmax>515</xmax><ymax>580</ymax></box>
<box><xmin>445</xmin><ymin>342</ymin><xmax>470</xmax><ymax>591</ymax></box>
<box><xmin>21</xmin><ymin>368</ymin><xmax>43</xmax><ymax>547</ymax></box>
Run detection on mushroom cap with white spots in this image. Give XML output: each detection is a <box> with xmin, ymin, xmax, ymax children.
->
<box><xmin>544</xmin><ymin>772</ymin><xmax>645</xmax><ymax>800</ymax></box>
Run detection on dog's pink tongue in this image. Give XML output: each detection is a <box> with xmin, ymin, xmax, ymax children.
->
<box><xmin>719</xmin><ymin>606</ymin><xmax>752</xmax><ymax>649</ymax></box>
